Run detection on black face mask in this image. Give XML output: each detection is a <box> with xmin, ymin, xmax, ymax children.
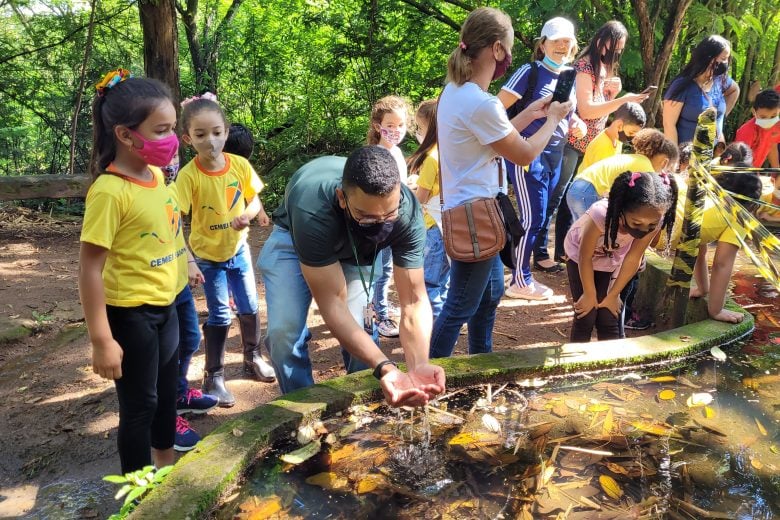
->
<box><xmin>601</xmin><ymin>50</ymin><xmax>621</xmax><ymax>66</ymax></box>
<box><xmin>622</xmin><ymin>216</ymin><xmax>653</xmax><ymax>239</ymax></box>
<box><xmin>618</xmin><ymin>130</ymin><xmax>631</xmax><ymax>144</ymax></box>
<box><xmin>712</xmin><ymin>60</ymin><xmax>728</xmax><ymax>77</ymax></box>
<box><xmin>345</xmin><ymin>209</ymin><xmax>397</xmax><ymax>244</ymax></box>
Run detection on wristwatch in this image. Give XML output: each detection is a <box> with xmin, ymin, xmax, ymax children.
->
<box><xmin>373</xmin><ymin>359</ymin><xmax>398</xmax><ymax>380</ymax></box>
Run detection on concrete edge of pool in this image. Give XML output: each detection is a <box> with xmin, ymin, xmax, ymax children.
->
<box><xmin>129</xmin><ymin>255</ymin><xmax>755</xmax><ymax>519</ymax></box>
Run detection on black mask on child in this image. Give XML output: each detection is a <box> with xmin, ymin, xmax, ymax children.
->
<box><xmin>621</xmin><ymin>216</ymin><xmax>653</xmax><ymax>239</ymax></box>
<box><xmin>712</xmin><ymin>60</ymin><xmax>728</xmax><ymax>77</ymax></box>
<box><xmin>618</xmin><ymin>131</ymin><xmax>631</xmax><ymax>144</ymax></box>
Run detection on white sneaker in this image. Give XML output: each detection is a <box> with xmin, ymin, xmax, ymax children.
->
<box><xmin>505</xmin><ymin>282</ymin><xmax>553</xmax><ymax>300</ymax></box>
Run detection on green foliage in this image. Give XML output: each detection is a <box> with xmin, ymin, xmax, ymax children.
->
<box><xmin>103</xmin><ymin>465</ymin><xmax>173</xmax><ymax>519</ymax></box>
<box><xmin>0</xmin><ymin>0</ymin><xmax>779</xmax><ymax>208</ymax></box>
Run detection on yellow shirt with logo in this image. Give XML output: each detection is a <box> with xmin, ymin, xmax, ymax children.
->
<box><xmin>414</xmin><ymin>146</ymin><xmax>440</xmax><ymax>230</ymax></box>
<box><xmin>167</xmin><ymin>183</ymin><xmax>190</xmax><ymax>293</ymax></box>
<box><xmin>577</xmin><ymin>154</ymin><xmax>655</xmax><ymax>197</ymax></box>
<box><xmin>578</xmin><ymin>130</ymin><xmax>623</xmax><ymax>173</ymax></box>
<box><xmin>175</xmin><ymin>153</ymin><xmax>264</xmax><ymax>262</ymax></box>
<box><xmin>80</xmin><ymin>168</ymin><xmax>179</xmax><ymax>307</ymax></box>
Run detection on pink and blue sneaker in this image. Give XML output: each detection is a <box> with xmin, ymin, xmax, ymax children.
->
<box><xmin>176</xmin><ymin>388</ymin><xmax>219</xmax><ymax>415</ymax></box>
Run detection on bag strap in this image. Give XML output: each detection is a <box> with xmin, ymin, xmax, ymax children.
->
<box><xmin>506</xmin><ymin>62</ymin><xmax>539</xmax><ymax>120</ymax></box>
<box><xmin>437</xmin><ymin>90</ymin><xmax>505</xmax><ymax>210</ymax></box>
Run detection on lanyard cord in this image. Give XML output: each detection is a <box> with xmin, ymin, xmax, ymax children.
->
<box><xmin>345</xmin><ymin>222</ymin><xmax>378</xmax><ymax>304</ymax></box>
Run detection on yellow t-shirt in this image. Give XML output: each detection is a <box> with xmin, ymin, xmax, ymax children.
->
<box><xmin>657</xmin><ymin>175</ymin><xmax>743</xmax><ymax>250</ymax></box>
<box><xmin>80</xmin><ymin>168</ymin><xmax>179</xmax><ymax>307</ymax></box>
<box><xmin>578</xmin><ymin>130</ymin><xmax>623</xmax><ymax>173</ymax></box>
<box><xmin>414</xmin><ymin>146</ymin><xmax>440</xmax><ymax>230</ymax></box>
<box><xmin>756</xmin><ymin>192</ymin><xmax>780</xmax><ymax>222</ymax></box>
<box><xmin>577</xmin><ymin>154</ymin><xmax>655</xmax><ymax>197</ymax></box>
<box><xmin>167</xmin><ymin>183</ymin><xmax>189</xmax><ymax>293</ymax></box>
<box><xmin>175</xmin><ymin>153</ymin><xmax>264</xmax><ymax>262</ymax></box>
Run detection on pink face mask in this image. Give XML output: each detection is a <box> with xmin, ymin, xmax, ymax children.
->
<box><xmin>129</xmin><ymin>129</ymin><xmax>180</xmax><ymax>167</ymax></box>
<box><xmin>380</xmin><ymin>127</ymin><xmax>404</xmax><ymax>146</ymax></box>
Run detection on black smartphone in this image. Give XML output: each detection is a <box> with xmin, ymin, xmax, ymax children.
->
<box><xmin>552</xmin><ymin>68</ymin><xmax>577</xmax><ymax>103</ymax></box>
<box><xmin>641</xmin><ymin>85</ymin><xmax>658</xmax><ymax>95</ymax></box>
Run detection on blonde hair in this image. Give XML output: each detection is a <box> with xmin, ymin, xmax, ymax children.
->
<box><xmin>447</xmin><ymin>7</ymin><xmax>513</xmax><ymax>85</ymax></box>
<box><xmin>366</xmin><ymin>95</ymin><xmax>411</xmax><ymax>145</ymax></box>
<box><xmin>533</xmin><ymin>36</ymin><xmax>579</xmax><ymax>62</ymax></box>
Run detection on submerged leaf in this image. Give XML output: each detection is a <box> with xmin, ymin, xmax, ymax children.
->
<box><xmin>650</xmin><ymin>376</ymin><xmax>677</xmax><ymax>382</ymax></box>
<box><xmin>598</xmin><ymin>475</ymin><xmax>624</xmax><ymax>500</ymax></box>
<box><xmin>658</xmin><ymin>389</ymin><xmax>676</xmax><ymax>400</ymax></box>
<box><xmin>481</xmin><ymin>413</ymin><xmax>501</xmax><ymax>433</ymax></box>
<box><xmin>703</xmin><ymin>406</ymin><xmax>716</xmax><ymax>419</ymax></box>
<box><xmin>710</xmin><ymin>346</ymin><xmax>727</xmax><ymax>361</ymax></box>
<box><xmin>755</xmin><ymin>418</ymin><xmax>768</xmax><ymax>436</ymax></box>
<box><xmin>686</xmin><ymin>393</ymin><xmax>714</xmax><ymax>407</ymax></box>
<box><xmin>587</xmin><ymin>403</ymin><xmax>611</xmax><ymax>412</ymax></box>
<box><xmin>631</xmin><ymin>420</ymin><xmax>680</xmax><ymax>438</ymax></box>
<box><xmin>602</xmin><ymin>408</ymin><xmax>614</xmax><ymax>436</ymax></box>
<box><xmin>280</xmin><ymin>440</ymin><xmax>321</xmax><ymax>465</ymax></box>
<box><xmin>238</xmin><ymin>496</ymin><xmax>282</xmax><ymax>519</ymax></box>
<box><xmin>448</xmin><ymin>431</ymin><xmax>500</xmax><ymax>446</ymax></box>
<box><xmin>356</xmin><ymin>474</ymin><xmax>388</xmax><ymax>494</ymax></box>
<box><xmin>305</xmin><ymin>472</ymin><xmax>350</xmax><ymax>492</ymax></box>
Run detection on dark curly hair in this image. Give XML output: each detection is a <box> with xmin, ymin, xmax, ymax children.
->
<box><xmin>632</xmin><ymin>129</ymin><xmax>679</xmax><ymax>164</ymax></box>
<box><xmin>343</xmin><ymin>146</ymin><xmax>400</xmax><ymax>195</ymax></box>
<box><xmin>604</xmin><ymin>171</ymin><xmax>678</xmax><ymax>250</ymax></box>
<box><xmin>715</xmin><ymin>170</ymin><xmax>762</xmax><ymax>211</ymax></box>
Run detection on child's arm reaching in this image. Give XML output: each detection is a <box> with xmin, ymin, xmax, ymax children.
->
<box><xmin>690</xmin><ymin>244</ymin><xmax>709</xmax><ymax>298</ymax></box>
<box><xmin>573</xmin><ymin>218</ymin><xmax>601</xmax><ymax>319</ymax></box>
<box><xmin>232</xmin><ymin>195</ymin><xmax>262</xmax><ymax>230</ymax></box>
<box><xmin>78</xmin><ymin>242</ymin><xmax>123</xmax><ymax>380</ymax></box>
<box><xmin>598</xmin><ymin>232</ymin><xmax>657</xmax><ymax>317</ymax></box>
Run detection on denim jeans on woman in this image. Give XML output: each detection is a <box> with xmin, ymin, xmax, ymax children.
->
<box><xmin>507</xmin><ymin>143</ymin><xmax>564</xmax><ymax>287</ymax></box>
<box><xmin>196</xmin><ymin>242</ymin><xmax>258</xmax><ymax>327</ymax></box>
<box><xmin>423</xmin><ymin>225</ymin><xmax>450</xmax><ymax>319</ymax></box>
<box><xmin>429</xmin><ymin>255</ymin><xmax>504</xmax><ymax>358</ymax></box>
<box><xmin>257</xmin><ymin>226</ymin><xmax>380</xmax><ymax>394</ymax></box>
<box><xmin>566</xmin><ymin>178</ymin><xmax>600</xmax><ymax>222</ymax></box>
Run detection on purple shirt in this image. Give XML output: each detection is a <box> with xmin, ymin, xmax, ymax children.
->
<box><xmin>564</xmin><ymin>199</ymin><xmax>634</xmax><ymax>272</ymax></box>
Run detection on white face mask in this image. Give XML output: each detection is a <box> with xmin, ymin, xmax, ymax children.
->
<box><xmin>755</xmin><ymin>116</ymin><xmax>779</xmax><ymax>129</ymax></box>
<box><xmin>380</xmin><ymin>127</ymin><xmax>403</xmax><ymax>146</ymax></box>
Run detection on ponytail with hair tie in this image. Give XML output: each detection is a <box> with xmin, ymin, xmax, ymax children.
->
<box><xmin>95</xmin><ymin>68</ymin><xmax>132</xmax><ymax>96</ymax></box>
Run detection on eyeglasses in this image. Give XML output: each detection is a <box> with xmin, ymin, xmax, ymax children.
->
<box><xmin>344</xmin><ymin>192</ymin><xmax>401</xmax><ymax>227</ymax></box>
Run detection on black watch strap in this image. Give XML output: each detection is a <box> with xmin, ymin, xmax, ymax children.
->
<box><xmin>373</xmin><ymin>359</ymin><xmax>397</xmax><ymax>380</ymax></box>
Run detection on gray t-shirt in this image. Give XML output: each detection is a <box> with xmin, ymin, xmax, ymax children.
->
<box><xmin>272</xmin><ymin>155</ymin><xmax>425</xmax><ymax>268</ymax></box>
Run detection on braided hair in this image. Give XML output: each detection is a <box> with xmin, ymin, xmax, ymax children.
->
<box><xmin>603</xmin><ymin>171</ymin><xmax>678</xmax><ymax>250</ymax></box>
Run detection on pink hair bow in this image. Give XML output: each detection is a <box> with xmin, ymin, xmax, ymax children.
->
<box><xmin>459</xmin><ymin>41</ymin><xmax>468</xmax><ymax>50</ymax></box>
<box><xmin>181</xmin><ymin>91</ymin><xmax>218</xmax><ymax>107</ymax></box>
<box><xmin>627</xmin><ymin>172</ymin><xmax>643</xmax><ymax>187</ymax></box>
<box><xmin>659</xmin><ymin>171</ymin><xmax>671</xmax><ymax>185</ymax></box>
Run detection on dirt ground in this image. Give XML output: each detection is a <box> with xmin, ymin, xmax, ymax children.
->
<box><xmin>0</xmin><ymin>207</ymin><xmax>575</xmax><ymax>519</ymax></box>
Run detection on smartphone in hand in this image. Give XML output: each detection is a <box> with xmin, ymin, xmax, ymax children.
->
<box><xmin>641</xmin><ymin>85</ymin><xmax>658</xmax><ymax>95</ymax></box>
<box><xmin>552</xmin><ymin>69</ymin><xmax>577</xmax><ymax>103</ymax></box>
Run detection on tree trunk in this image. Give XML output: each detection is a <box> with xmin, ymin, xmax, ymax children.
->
<box><xmin>68</xmin><ymin>0</ymin><xmax>98</xmax><ymax>175</ymax></box>
<box><xmin>772</xmin><ymin>33</ymin><xmax>780</xmax><ymax>86</ymax></box>
<box><xmin>631</xmin><ymin>0</ymin><xmax>695</xmax><ymax>127</ymax></box>
<box><xmin>139</xmin><ymin>0</ymin><xmax>181</xmax><ymax>103</ymax></box>
<box><xmin>0</xmin><ymin>175</ymin><xmax>91</xmax><ymax>201</ymax></box>
<box><xmin>661</xmin><ymin>108</ymin><xmax>717</xmax><ymax>329</ymax></box>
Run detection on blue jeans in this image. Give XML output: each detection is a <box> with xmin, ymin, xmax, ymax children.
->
<box><xmin>174</xmin><ymin>285</ymin><xmax>201</xmax><ymax>398</ymax></box>
<box><xmin>507</xmin><ymin>144</ymin><xmax>563</xmax><ymax>286</ymax></box>
<box><xmin>372</xmin><ymin>247</ymin><xmax>393</xmax><ymax>320</ymax></box>
<box><xmin>423</xmin><ymin>226</ymin><xmax>450</xmax><ymax>319</ymax></box>
<box><xmin>429</xmin><ymin>255</ymin><xmax>504</xmax><ymax>358</ymax></box>
<box><xmin>196</xmin><ymin>242</ymin><xmax>258</xmax><ymax>327</ymax></box>
<box><xmin>552</xmin><ymin>144</ymin><xmax>584</xmax><ymax>261</ymax></box>
<box><xmin>257</xmin><ymin>226</ymin><xmax>380</xmax><ymax>394</ymax></box>
<box><xmin>566</xmin><ymin>179</ymin><xmax>600</xmax><ymax>222</ymax></box>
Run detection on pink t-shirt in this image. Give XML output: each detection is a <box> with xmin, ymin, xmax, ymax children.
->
<box><xmin>564</xmin><ymin>199</ymin><xmax>634</xmax><ymax>273</ymax></box>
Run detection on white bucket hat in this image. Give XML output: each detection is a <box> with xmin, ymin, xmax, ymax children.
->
<box><xmin>541</xmin><ymin>17</ymin><xmax>576</xmax><ymax>41</ymax></box>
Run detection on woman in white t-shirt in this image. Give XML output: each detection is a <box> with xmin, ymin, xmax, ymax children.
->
<box><xmin>430</xmin><ymin>6</ymin><xmax>571</xmax><ymax>358</ymax></box>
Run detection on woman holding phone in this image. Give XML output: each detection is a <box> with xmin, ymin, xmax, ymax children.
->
<box><xmin>547</xmin><ymin>21</ymin><xmax>650</xmax><ymax>267</ymax></box>
<box><xmin>497</xmin><ymin>17</ymin><xmax>583</xmax><ymax>299</ymax></box>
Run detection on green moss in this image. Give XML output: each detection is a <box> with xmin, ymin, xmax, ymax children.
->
<box><xmin>130</xmin><ymin>253</ymin><xmax>756</xmax><ymax>520</ymax></box>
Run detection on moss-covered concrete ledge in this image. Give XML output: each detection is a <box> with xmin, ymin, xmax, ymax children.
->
<box><xmin>130</xmin><ymin>254</ymin><xmax>754</xmax><ymax>519</ymax></box>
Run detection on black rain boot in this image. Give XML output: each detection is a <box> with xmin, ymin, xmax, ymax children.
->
<box><xmin>238</xmin><ymin>313</ymin><xmax>276</xmax><ymax>383</ymax></box>
<box><xmin>201</xmin><ymin>323</ymin><xmax>235</xmax><ymax>407</ymax></box>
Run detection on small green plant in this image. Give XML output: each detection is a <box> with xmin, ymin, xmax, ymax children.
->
<box><xmin>103</xmin><ymin>465</ymin><xmax>173</xmax><ymax>519</ymax></box>
<box><xmin>31</xmin><ymin>310</ymin><xmax>53</xmax><ymax>325</ymax></box>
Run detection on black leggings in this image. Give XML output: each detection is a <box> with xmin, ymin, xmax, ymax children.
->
<box><xmin>566</xmin><ymin>260</ymin><xmax>622</xmax><ymax>342</ymax></box>
<box><xmin>107</xmin><ymin>304</ymin><xmax>179</xmax><ymax>473</ymax></box>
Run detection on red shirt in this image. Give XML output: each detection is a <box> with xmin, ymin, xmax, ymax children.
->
<box><xmin>734</xmin><ymin>118</ymin><xmax>780</xmax><ymax>167</ymax></box>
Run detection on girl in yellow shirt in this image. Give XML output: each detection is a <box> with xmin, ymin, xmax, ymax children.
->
<box><xmin>79</xmin><ymin>71</ymin><xmax>180</xmax><ymax>473</ymax></box>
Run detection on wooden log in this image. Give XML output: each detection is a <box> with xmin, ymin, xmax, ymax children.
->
<box><xmin>0</xmin><ymin>174</ymin><xmax>91</xmax><ymax>202</ymax></box>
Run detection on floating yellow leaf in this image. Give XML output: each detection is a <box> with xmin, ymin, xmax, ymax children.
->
<box><xmin>658</xmin><ymin>389</ymin><xmax>676</xmax><ymax>400</ymax></box>
<box><xmin>686</xmin><ymin>393</ymin><xmax>713</xmax><ymax>407</ymax></box>
<box><xmin>650</xmin><ymin>376</ymin><xmax>677</xmax><ymax>383</ymax></box>
<box><xmin>602</xmin><ymin>408</ymin><xmax>614</xmax><ymax>436</ymax></box>
<box><xmin>599</xmin><ymin>475</ymin><xmax>624</xmax><ymax>500</ymax></box>
<box><xmin>631</xmin><ymin>420</ymin><xmax>680</xmax><ymax>438</ymax></box>
<box><xmin>280</xmin><ymin>440</ymin><xmax>321</xmax><ymax>465</ymax></box>
<box><xmin>238</xmin><ymin>496</ymin><xmax>282</xmax><ymax>520</ymax></box>
<box><xmin>448</xmin><ymin>431</ymin><xmax>500</xmax><ymax>446</ymax></box>
<box><xmin>755</xmin><ymin>418</ymin><xmax>768</xmax><ymax>436</ymax></box>
<box><xmin>356</xmin><ymin>474</ymin><xmax>387</xmax><ymax>494</ymax></box>
<box><xmin>587</xmin><ymin>403</ymin><xmax>611</xmax><ymax>412</ymax></box>
<box><xmin>703</xmin><ymin>406</ymin><xmax>715</xmax><ymax>419</ymax></box>
<box><xmin>305</xmin><ymin>472</ymin><xmax>350</xmax><ymax>492</ymax></box>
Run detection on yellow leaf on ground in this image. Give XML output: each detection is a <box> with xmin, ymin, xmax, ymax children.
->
<box><xmin>305</xmin><ymin>472</ymin><xmax>350</xmax><ymax>492</ymax></box>
<box><xmin>755</xmin><ymin>418</ymin><xmax>768</xmax><ymax>436</ymax></box>
<box><xmin>599</xmin><ymin>475</ymin><xmax>624</xmax><ymax>500</ymax></box>
<box><xmin>658</xmin><ymin>389</ymin><xmax>676</xmax><ymax>400</ymax></box>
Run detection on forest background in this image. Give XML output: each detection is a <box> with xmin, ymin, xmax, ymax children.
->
<box><xmin>1</xmin><ymin>0</ymin><xmax>779</xmax><ymax>211</ymax></box>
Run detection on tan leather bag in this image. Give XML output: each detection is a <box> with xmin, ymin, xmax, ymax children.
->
<box><xmin>438</xmin><ymin>155</ymin><xmax>506</xmax><ymax>263</ymax></box>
